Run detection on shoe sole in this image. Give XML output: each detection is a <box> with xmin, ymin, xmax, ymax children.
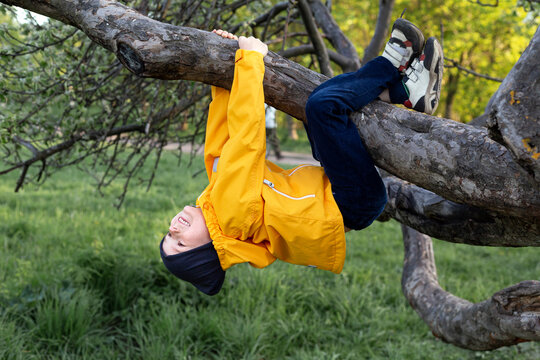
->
<box><xmin>421</xmin><ymin>37</ymin><xmax>444</xmax><ymax>115</ymax></box>
<box><xmin>392</xmin><ymin>18</ymin><xmax>425</xmax><ymax>60</ymax></box>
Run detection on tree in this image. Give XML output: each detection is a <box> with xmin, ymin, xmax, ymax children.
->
<box><xmin>0</xmin><ymin>0</ymin><xmax>539</xmax><ymax>350</ymax></box>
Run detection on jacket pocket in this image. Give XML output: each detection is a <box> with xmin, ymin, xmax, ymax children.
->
<box><xmin>263</xmin><ymin>179</ymin><xmax>315</xmax><ymax>200</ymax></box>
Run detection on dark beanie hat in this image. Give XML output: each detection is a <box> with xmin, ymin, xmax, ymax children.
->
<box><xmin>159</xmin><ymin>237</ymin><xmax>225</xmax><ymax>296</ymax></box>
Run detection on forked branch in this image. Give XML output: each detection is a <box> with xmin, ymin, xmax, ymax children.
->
<box><xmin>401</xmin><ymin>225</ymin><xmax>540</xmax><ymax>350</ymax></box>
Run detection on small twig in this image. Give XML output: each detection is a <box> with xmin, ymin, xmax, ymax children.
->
<box><xmin>114</xmin><ymin>137</ymin><xmax>156</xmax><ymax>208</ymax></box>
<box><xmin>467</xmin><ymin>0</ymin><xmax>499</xmax><ymax>7</ymax></box>
<box><xmin>15</xmin><ymin>165</ymin><xmax>29</xmax><ymax>192</ymax></box>
<box><xmin>13</xmin><ymin>136</ymin><xmax>39</xmax><ymax>156</ymax></box>
<box><xmin>282</xmin><ymin>0</ymin><xmax>296</xmax><ymax>51</ymax></box>
<box><xmin>261</xmin><ymin>4</ymin><xmax>277</xmax><ymax>42</ymax></box>
<box><xmin>146</xmin><ymin>130</ymin><xmax>168</xmax><ymax>192</ymax></box>
<box><xmin>400</xmin><ymin>8</ymin><xmax>406</xmax><ymax>18</ymax></box>
<box><xmin>266</xmin><ymin>31</ymin><xmax>308</xmax><ymax>45</ymax></box>
<box><xmin>145</xmin><ymin>81</ymin><xmax>162</xmax><ymax>134</ymax></box>
<box><xmin>444</xmin><ymin>57</ymin><xmax>503</xmax><ymax>82</ymax></box>
<box><xmin>192</xmin><ymin>167</ymin><xmax>207</xmax><ymax>178</ymax></box>
<box><xmin>0</xmin><ymin>30</ymin><xmax>78</xmax><ymax>57</ymax></box>
<box><xmin>228</xmin><ymin>1</ymin><xmax>290</xmax><ymax>35</ymax></box>
<box><xmin>221</xmin><ymin>0</ymin><xmax>255</xmax><ymax>13</ymax></box>
<box><xmin>0</xmin><ymin>124</ymin><xmax>147</xmax><ymax>177</ymax></box>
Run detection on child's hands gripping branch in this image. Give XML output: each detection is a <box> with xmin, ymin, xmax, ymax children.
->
<box><xmin>238</xmin><ymin>36</ymin><xmax>268</xmax><ymax>56</ymax></box>
<box><xmin>212</xmin><ymin>29</ymin><xmax>268</xmax><ymax>57</ymax></box>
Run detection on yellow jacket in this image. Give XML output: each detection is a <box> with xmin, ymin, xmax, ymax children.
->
<box><xmin>196</xmin><ymin>49</ymin><xmax>346</xmax><ymax>274</ymax></box>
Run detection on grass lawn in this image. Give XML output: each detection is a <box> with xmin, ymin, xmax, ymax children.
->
<box><xmin>1</xmin><ymin>151</ymin><xmax>539</xmax><ymax>359</ymax></box>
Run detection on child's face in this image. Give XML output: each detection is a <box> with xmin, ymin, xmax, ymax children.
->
<box><xmin>162</xmin><ymin>206</ymin><xmax>212</xmax><ymax>255</ymax></box>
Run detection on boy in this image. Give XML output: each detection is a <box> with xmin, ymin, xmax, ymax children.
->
<box><xmin>160</xmin><ymin>22</ymin><xmax>443</xmax><ymax>295</ymax></box>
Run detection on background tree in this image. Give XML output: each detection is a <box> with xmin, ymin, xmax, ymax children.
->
<box><xmin>0</xmin><ymin>0</ymin><xmax>539</xmax><ymax>350</ymax></box>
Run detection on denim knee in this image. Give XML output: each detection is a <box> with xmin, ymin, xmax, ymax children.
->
<box><xmin>365</xmin><ymin>190</ymin><xmax>389</xmax><ymax>229</ymax></box>
<box><xmin>373</xmin><ymin>187</ymin><xmax>388</xmax><ymax>215</ymax></box>
<box><xmin>341</xmin><ymin>192</ymin><xmax>388</xmax><ymax>230</ymax></box>
<box><xmin>333</xmin><ymin>176</ymin><xmax>388</xmax><ymax>230</ymax></box>
<box><xmin>305</xmin><ymin>92</ymin><xmax>347</xmax><ymax>128</ymax></box>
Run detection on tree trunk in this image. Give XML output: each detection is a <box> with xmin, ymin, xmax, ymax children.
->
<box><xmin>488</xmin><ymin>26</ymin><xmax>540</xmax><ymax>182</ymax></box>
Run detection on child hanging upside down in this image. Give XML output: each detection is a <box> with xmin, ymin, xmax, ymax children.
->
<box><xmin>160</xmin><ymin>22</ymin><xmax>444</xmax><ymax>295</ymax></box>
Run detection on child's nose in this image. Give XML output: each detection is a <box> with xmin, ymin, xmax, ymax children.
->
<box><xmin>169</xmin><ymin>222</ymin><xmax>179</xmax><ymax>233</ymax></box>
<box><xmin>169</xmin><ymin>215</ymin><xmax>180</xmax><ymax>229</ymax></box>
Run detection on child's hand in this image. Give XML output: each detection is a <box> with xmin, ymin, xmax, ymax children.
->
<box><xmin>212</xmin><ymin>29</ymin><xmax>268</xmax><ymax>57</ymax></box>
<box><xmin>212</xmin><ymin>29</ymin><xmax>238</xmax><ymax>40</ymax></box>
<box><xmin>238</xmin><ymin>36</ymin><xmax>268</xmax><ymax>57</ymax></box>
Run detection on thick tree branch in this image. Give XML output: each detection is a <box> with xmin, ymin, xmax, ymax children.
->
<box><xmin>381</xmin><ymin>175</ymin><xmax>540</xmax><ymax>246</ymax></box>
<box><xmin>488</xmin><ymin>26</ymin><xmax>540</xmax><ymax>182</ymax></box>
<box><xmin>401</xmin><ymin>225</ymin><xmax>540</xmax><ymax>350</ymax></box>
<box><xmin>0</xmin><ymin>0</ymin><xmax>76</xmax><ymax>25</ymax></box>
<box><xmin>297</xmin><ymin>0</ymin><xmax>333</xmax><ymax>77</ymax></box>
<box><xmin>2</xmin><ymin>0</ymin><xmax>539</xmax><ymax>219</ymax></box>
<box><xmin>362</xmin><ymin>0</ymin><xmax>395</xmax><ymax>64</ymax></box>
<box><xmin>308</xmin><ymin>0</ymin><xmax>360</xmax><ymax>72</ymax></box>
<box><xmin>353</xmin><ymin>102</ymin><xmax>539</xmax><ymax>218</ymax></box>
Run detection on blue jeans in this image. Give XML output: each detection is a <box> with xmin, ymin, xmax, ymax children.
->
<box><xmin>304</xmin><ymin>56</ymin><xmax>407</xmax><ymax>230</ymax></box>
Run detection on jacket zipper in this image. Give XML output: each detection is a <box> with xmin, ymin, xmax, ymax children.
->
<box><xmin>263</xmin><ymin>179</ymin><xmax>315</xmax><ymax>200</ymax></box>
<box><xmin>287</xmin><ymin>164</ymin><xmax>313</xmax><ymax>177</ymax></box>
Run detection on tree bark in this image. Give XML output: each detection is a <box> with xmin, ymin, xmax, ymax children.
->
<box><xmin>353</xmin><ymin>101</ymin><xmax>539</xmax><ymax>218</ymax></box>
<box><xmin>2</xmin><ymin>1</ymin><xmax>539</xmax><ymax>225</ymax></box>
<box><xmin>381</xmin><ymin>175</ymin><xmax>540</xmax><ymax>246</ymax></box>
<box><xmin>488</xmin><ymin>26</ymin><xmax>540</xmax><ymax>182</ymax></box>
<box><xmin>401</xmin><ymin>225</ymin><xmax>540</xmax><ymax>350</ymax></box>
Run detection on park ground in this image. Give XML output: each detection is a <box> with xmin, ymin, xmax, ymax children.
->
<box><xmin>1</xmin><ymin>149</ymin><xmax>539</xmax><ymax>359</ymax></box>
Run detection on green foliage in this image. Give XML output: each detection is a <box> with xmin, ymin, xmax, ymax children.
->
<box><xmin>1</xmin><ymin>152</ymin><xmax>539</xmax><ymax>358</ymax></box>
<box><xmin>0</xmin><ymin>3</ymin><xmax>213</xmax><ymax>199</ymax></box>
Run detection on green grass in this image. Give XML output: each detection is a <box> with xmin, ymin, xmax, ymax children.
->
<box><xmin>1</xmin><ymin>152</ymin><xmax>539</xmax><ymax>359</ymax></box>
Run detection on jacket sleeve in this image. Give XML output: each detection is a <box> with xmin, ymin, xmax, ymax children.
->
<box><xmin>214</xmin><ymin>236</ymin><xmax>276</xmax><ymax>270</ymax></box>
<box><xmin>204</xmin><ymin>86</ymin><xmax>230</xmax><ymax>181</ymax></box>
<box><xmin>210</xmin><ymin>49</ymin><xmax>266</xmax><ymax>240</ymax></box>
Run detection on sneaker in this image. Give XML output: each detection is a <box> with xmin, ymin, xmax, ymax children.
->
<box><xmin>382</xmin><ymin>18</ymin><xmax>425</xmax><ymax>74</ymax></box>
<box><xmin>403</xmin><ymin>37</ymin><xmax>444</xmax><ymax>115</ymax></box>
